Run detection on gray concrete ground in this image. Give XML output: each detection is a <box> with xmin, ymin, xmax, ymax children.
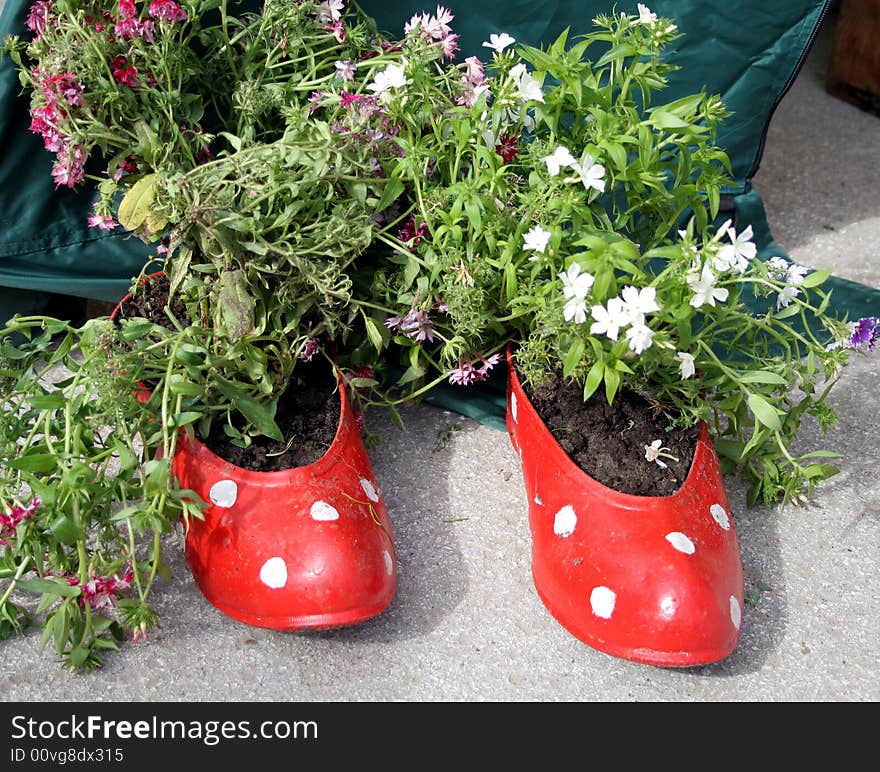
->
<box><xmin>2</xmin><ymin>16</ymin><xmax>878</xmax><ymax>702</ymax></box>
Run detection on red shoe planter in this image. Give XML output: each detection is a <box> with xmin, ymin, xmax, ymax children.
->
<box><xmin>172</xmin><ymin>378</ymin><xmax>397</xmax><ymax>632</ymax></box>
<box><xmin>506</xmin><ymin>349</ymin><xmax>744</xmax><ymax>667</ymax></box>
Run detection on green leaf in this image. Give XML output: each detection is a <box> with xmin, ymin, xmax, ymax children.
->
<box><xmin>167</xmin><ymin>411</ymin><xmax>203</xmax><ymax>429</ymax></box>
<box><xmin>562</xmin><ymin>339</ymin><xmax>585</xmax><ymax>378</ymax></box>
<box><xmin>377</xmin><ymin>177</ymin><xmax>405</xmax><ymax>212</ymax></box>
<box><xmin>7</xmin><ymin>453</ymin><xmax>58</xmax><ymax>472</ymax></box>
<box><xmin>582</xmin><ymin>359</ymin><xmax>603</xmax><ymax>401</ymax></box>
<box><xmin>800</xmin><ymin>268</ymin><xmax>832</xmax><ymax>288</ymax></box>
<box><xmin>214</xmin><ymin>270</ymin><xmax>255</xmax><ymax>342</ymax></box>
<box><xmin>117</xmin><ymin>174</ymin><xmax>158</xmax><ymax>232</ymax></box>
<box><xmin>50</xmin><ymin>515</ymin><xmax>85</xmax><ymax>545</ymax></box>
<box><xmin>649</xmin><ymin>109</ymin><xmax>692</xmax><ymax>130</ymax></box>
<box><xmin>28</xmin><ymin>393</ymin><xmax>66</xmax><ymax>410</ymax></box>
<box><xmin>748</xmin><ymin>393</ymin><xmax>783</xmax><ymax>431</ymax></box>
<box><xmin>18</xmin><ymin>578</ymin><xmax>82</xmax><ymax>598</ymax></box>
<box><xmin>363</xmin><ymin>316</ymin><xmax>384</xmax><ymax>353</ymax></box>
<box><xmin>737</xmin><ymin>371</ymin><xmax>787</xmax><ymax>385</ymax></box>
<box><xmin>604</xmin><ymin>365</ymin><xmax>620</xmax><ymax>404</ymax></box>
<box><xmin>212</xmin><ymin>377</ymin><xmax>283</xmax><ymax>441</ymax></box>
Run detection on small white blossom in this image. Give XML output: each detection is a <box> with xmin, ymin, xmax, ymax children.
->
<box><xmin>676</xmin><ymin>351</ymin><xmax>696</xmax><ymax>379</ymax></box>
<box><xmin>644</xmin><ymin>439</ymin><xmax>678</xmax><ymax>469</ymax></box>
<box><xmin>688</xmin><ymin>263</ymin><xmax>729</xmax><ymax>308</ymax></box>
<box><xmin>625</xmin><ymin>321</ymin><xmax>655</xmax><ymax>354</ymax></box>
<box><xmin>636</xmin><ymin>4</ymin><xmax>657</xmax><ymax>24</ymax></box>
<box><xmin>567</xmin><ymin>153</ymin><xmax>606</xmax><ymax>192</ymax></box>
<box><xmin>768</xmin><ymin>256</ymin><xmax>810</xmax><ymax>309</ymax></box>
<box><xmin>317</xmin><ymin>0</ymin><xmax>345</xmax><ymax>23</ymax></box>
<box><xmin>564</xmin><ymin>296</ymin><xmax>589</xmax><ymax>325</ymax></box>
<box><xmin>482</xmin><ymin>32</ymin><xmax>516</xmax><ymax>52</ymax></box>
<box><xmin>590</xmin><ymin>297</ymin><xmax>629</xmax><ymax>341</ymax></box>
<box><xmin>367</xmin><ymin>64</ymin><xmax>408</xmax><ymax>101</ymax></box>
<box><xmin>558</xmin><ymin>262</ymin><xmax>595</xmax><ymax>300</ymax></box>
<box><xmin>523</xmin><ymin>225</ymin><xmax>551</xmax><ymax>254</ymax></box>
<box><xmin>543</xmin><ymin>146</ymin><xmax>577</xmax><ymax>176</ymax></box>
<box><xmin>509</xmin><ymin>63</ymin><xmax>544</xmax><ymax>103</ymax></box>
<box><xmin>714</xmin><ymin>224</ymin><xmax>757</xmax><ymax>273</ymax></box>
<box><xmin>620</xmin><ymin>285</ymin><xmax>660</xmax><ymax>319</ymax></box>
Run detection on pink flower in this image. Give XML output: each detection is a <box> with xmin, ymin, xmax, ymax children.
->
<box><xmin>335</xmin><ymin>59</ymin><xmax>357</xmax><ymax>82</ymax></box>
<box><xmin>339</xmin><ymin>91</ymin><xmax>363</xmax><ymax>110</ymax></box>
<box><xmin>118</xmin><ymin>0</ymin><xmax>137</xmax><ymax>17</ymax></box>
<box><xmin>148</xmin><ymin>0</ymin><xmax>187</xmax><ymax>23</ymax></box>
<box><xmin>111</xmin><ymin>57</ymin><xmax>138</xmax><ymax>86</ymax></box>
<box><xmin>324</xmin><ymin>20</ymin><xmax>345</xmax><ymax>42</ymax></box>
<box><xmin>440</xmin><ymin>33</ymin><xmax>460</xmax><ymax>60</ymax></box>
<box><xmin>51</xmin><ymin>144</ymin><xmax>87</xmax><ymax>188</ymax></box>
<box><xmin>385</xmin><ymin>309</ymin><xmax>435</xmax><ymax>343</ymax></box>
<box><xmin>66</xmin><ymin>567</ymin><xmax>133</xmax><ymax>611</ymax></box>
<box><xmin>25</xmin><ymin>0</ymin><xmax>52</xmax><ymax>38</ymax></box>
<box><xmin>448</xmin><ymin>353</ymin><xmax>501</xmax><ymax>386</ymax></box>
<box><xmin>0</xmin><ymin>498</ymin><xmax>40</xmax><ymax>546</ymax></box>
<box><xmin>87</xmin><ymin>212</ymin><xmax>119</xmax><ymax>231</ymax></box>
<box><xmin>114</xmin><ymin>16</ymin><xmax>141</xmax><ymax>39</ymax></box>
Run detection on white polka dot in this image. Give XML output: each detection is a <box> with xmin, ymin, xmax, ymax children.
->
<box><xmin>260</xmin><ymin>557</ymin><xmax>287</xmax><ymax>589</ymax></box>
<box><xmin>710</xmin><ymin>503</ymin><xmax>731</xmax><ymax>530</ymax></box>
<box><xmin>665</xmin><ymin>532</ymin><xmax>696</xmax><ymax>554</ymax></box>
<box><xmin>730</xmin><ymin>595</ymin><xmax>742</xmax><ymax>629</ymax></box>
<box><xmin>510</xmin><ymin>391</ymin><xmax>518</xmax><ymax>423</ymax></box>
<box><xmin>534</xmin><ymin>493</ymin><xmax>543</xmax><ymax>506</ymax></box>
<box><xmin>553</xmin><ymin>505</ymin><xmax>577</xmax><ymax>537</ymax></box>
<box><xmin>659</xmin><ymin>594</ymin><xmax>678</xmax><ymax>618</ymax></box>
<box><xmin>590</xmin><ymin>586</ymin><xmax>616</xmax><ymax>619</ymax></box>
<box><xmin>383</xmin><ymin>550</ymin><xmax>394</xmax><ymax>576</ymax></box>
<box><xmin>360</xmin><ymin>478</ymin><xmax>380</xmax><ymax>502</ymax></box>
<box><xmin>209</xmin><ymin>479</ymin><xmax>238</xmax><ymax>508</ymax></box>
<box><xmin>310</xmin><ymin>501</ymin><xmax>340</xmax><ymax>521</ymax></box>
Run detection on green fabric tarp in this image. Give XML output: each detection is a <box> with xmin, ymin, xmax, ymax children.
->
<box><xmin>1</xmin><ymin>0</ymin><xmax>877</xmax><ymax>428</ymax></box>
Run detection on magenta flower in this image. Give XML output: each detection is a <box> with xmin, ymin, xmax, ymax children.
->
<box><xmin>65</xmin><ymin>567</ymin><xmax>133</xmax><ymax>611</ymax></box>
<box><xmin>0</xmin><ymin>498</ymin><xmax>40</xmax><ymax>547</ymax></box>
<box><xmin>114</xmin><ymin>16</ymin><xmax>141</xmax><ymax>39</ymax></box>
<box><xmin>849</xmin><ymin>317</ymin><xmax>879</xmax><ymax>351</ymax></box>
<box><xmin>148</xmin><ymin>0</ymin><xmax>187</xmax><ymax>23</ymax></box>
<box><xmin>324</xmin><ymin>20</ymin><xmax>345</xmax><ymax>42</ymax></box>
<box><xmin>25</xmin><ymin>0</ymin><xmax>52</xmax><ymax>39</ymax></box>
<box><xmin>448</xmin><ymin>353</ymin><xmax>501</xmax><ymax>386</ymax></box>
<box><xmin>111</xmin><ymin>57</ymin><xmax>138</xmax><ymax>87</ymax></box>
<box><xmin>87</xmin><ymin>212</ymin><xmax>119</xmax><ymax>231</ymax></box>
<box><xmin>397</xmin><ymin>217</ymin><xmax>427</xmax><ymax>250</ymax></box>
<box><xmin>118</xmin><ymin>0</ymin><xmax>137</xmax><ymax>17</ymax></box>
<box><xmin>385</xmin><ymin>309</ymin><xmax>435</xmax><ymax>342</ymax></box>
<box><xmin>51</xmin><ymin>144</ymin><xmax>87</xmax><ymax>188</ymax></box>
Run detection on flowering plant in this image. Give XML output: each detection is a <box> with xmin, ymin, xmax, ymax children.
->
<box><xmin>361</xmin><ymin>5</ymin><xmax>876</xmax><ymax>506</ymax></box>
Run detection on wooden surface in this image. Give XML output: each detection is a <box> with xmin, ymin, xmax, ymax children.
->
<box><xmin>826</xmin><ymin>0</ymin><xmax>880</xmax><ymax>115</ymax></box>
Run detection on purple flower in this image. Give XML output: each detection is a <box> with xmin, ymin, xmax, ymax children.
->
<box><xmin>0</xmin><ymin>498</ymin><xmax>40</xmax><ymax>546</ymax></box>
<box><xmin>385</xmin><ymin>309</ymin><xmax>434</xmax><ymax>342</ymax></box>
<box><xmin>849</xmin><ymin>317</ymin><xmax>879</xmax><ymax>351</ymax></box>
<box><xmin>448</xmin><ymin>353</ymin><xmax>501</xmax><ymax>386</ymax></box>
<box><xmin>300</xmin><ymin>338</ymin><xmax>320</xmax><ymax>361</ymax></box>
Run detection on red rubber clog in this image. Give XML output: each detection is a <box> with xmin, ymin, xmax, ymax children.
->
<box><xmin>172</xmin><ymin>378</ymin><xmax>397</xmax><ymax>631</ymax></box>
<box><xmin>506</xmin><ymin>348</ymin><xmax>744</xmax><ymax>667</ymax></box>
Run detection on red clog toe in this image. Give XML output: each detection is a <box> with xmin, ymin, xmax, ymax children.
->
<box><xmin>507</xmin><ymin>348</ymin><xmax>744</xmax><ymax>667</ymax></box>
<box><xmin>172</xmin><ymin>378</ymin><xmax>396</xmax><ymax>632</ymax></box>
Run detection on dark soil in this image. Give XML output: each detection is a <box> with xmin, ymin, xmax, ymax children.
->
<box><xmin>113</xmin><ymin>272</ymin><xmax>339</xmax><ymax>472</ymax></box>
<box><xmin>114</xmin><ymin>273</ymin><xmax>191</xmax><ymax>326</ymax></box>
<box><xmin>523</xmin><ymin>371</ymin><xmax>699</xmax><ymax>496</ymax></box>
<box><xmin>203</xmin><ymin>358</ymin><xmax>341</xmax><ymax>472</ymax></box>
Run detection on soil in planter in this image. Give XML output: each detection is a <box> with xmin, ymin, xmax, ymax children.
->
<box><xmin>115</xmin><ymin>273</ymin><xmax>191</xmax><ymax>327</ymax></box>
<box><xmin>114</xmin><ymin>273</ymin><xmax>339</xmax><ymax>472</ymax></box>
<box><xmin>202</xmin><ymin>358</ymin><xmax>341</xmax><ymax>472</ymax></box>
<box><xmin>523</xmin><ymin>371</ymin><xmax>699</xmax><ymax>496</ymax></box>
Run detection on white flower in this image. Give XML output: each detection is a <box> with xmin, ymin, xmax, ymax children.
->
<box><xmin>636</xmin><ymin>4</ymin><xmax>657</xmax><ymax>24</ymax></box>
<box><xmin>644</xmin><ymin>439</ymin><xmax>676</xmax><ymax>469</ymax></box>
<box><xmin>558</xmin><ymin>262</ymin><xmax>595</xmax><ymax>300</ymax></box>
<box><xmin>676</xmin><ymin>351</ymin><xmax>696</xmax><ymax>379</ymax></box>
<box><xmin>768</xmin><ymin>257</ymin><xmax>810</xmax><ymax>309</ymax></box>
<box><xmin>625</xmin><ymin>321</ymin><xmax>655</xmax><ymax>354</ymax></box>
<box><xmin>567</xmin><ymin>153</ymin><xmax>606</xmax><ymax>192</ymax></box>
<box><xmin>367</xmin><ymin>64</ymin><xmax>408</xmax><ymax>101</ymax></box>
<box><xmin>564</xmin><ymin>296</ymin><xmax>588</xmax><ymax>325</ymax></box>
<box><xmin>590</xmin><ymin>297</ymin><xmax>629</xmax><ymax>341</ymax></box>
<box><xmin>766</xmin><ymin>255</ymin><xmax>790</xmax><ymax>281</ymax></box>
<box><xmin>523</xmin><ymin>225</ymin><xmax>552</xmax><ymax>254</ymax></box>
<box><xmin>620</xmin><ymin>285</ymin><xmax>660</xmax><ymax>318</ymax></box>
<box><xmin>482</xmin><ymin>32</ymin><xmax>516</xmax><ymax>53</ymax></box>
<box><xmin>543</xmin><ymin>146</ymin><xmax>577</xmax><ymax>176</ymax></box>
<box><xmin>687</xmin><ymin>263</ymin><xmax>729</xmax><ymax>308</ymax></box>
<box><xmin>317</xmin><ymin>0</ymin><xmax>345</xmax><ymax>23</ymax></box>
<box><xmin>509</xmin><ymin>63</ymin><xmax>544</xmax><ymax>103</ymax></box>
<box><xmin>714</xmin><ymin>224</ymin><xmax>757</xmax><ymax>273</ymax></box>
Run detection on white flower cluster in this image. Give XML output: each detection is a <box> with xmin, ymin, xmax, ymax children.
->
<box><xmin>543</xmin><ymin>146</ymin><xmax>606</xmax><ymax>192</ymax></box>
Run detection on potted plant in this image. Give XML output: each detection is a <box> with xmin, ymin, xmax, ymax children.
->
<box><xmin>363</xmin><ymin>5</ymin><xmax>878</xmax><ymax>665</ymax></box>
<box><xmin>0</xmin><ymin>0</ymin><xmax>425</xmax><ymax>666</ymax></box>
